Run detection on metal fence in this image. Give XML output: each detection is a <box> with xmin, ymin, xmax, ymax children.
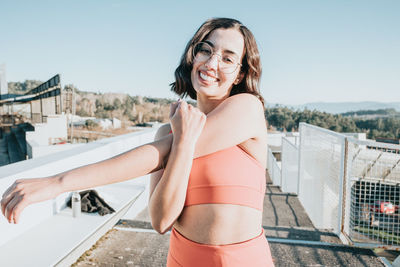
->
<box><xmin>267</xmin><ymin>147</ymin><xmax>281</xmax><ymax>186</ymax></box>
<box><xmin>345</xmin><ymin>138</ymin><xmax>400</xmax><ymax>248</ymax></box>
<box><xmin>272</xmin><ymin>122</ymin><xmax>400</xmax><ymax>249</ymax></box>
<box><xmin>281</xmin><ymin>137</ymin><xmax>299</xmax><ymax>194</ymax></box>
<box><xmin>298</xmin><ymin>123</ymin><xmax>346</xmax><ymax>233</ymax></box>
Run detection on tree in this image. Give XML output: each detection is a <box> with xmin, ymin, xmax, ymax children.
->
<box><xmin>113</xmin><ymin>98</ymin><xmax>122</xmax><ymax>109</ymax></box>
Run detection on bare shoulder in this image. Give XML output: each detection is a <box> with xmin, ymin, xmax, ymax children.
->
<box><xmin>228</xmin><ymin>94</ymin><xmax>267</xmax><ymax>166</ymax></box>
<box><xmin>225</xmin><ymin>93</ymin><xmax>266</xmax><ymax>134</ymax></box>
<box><xmin>222</xmin><ymin>93</ymin><xmax>264</xmax><ymax>114</ymax></box>
<box><xmin>194</xmin><ymin>93</ymin><xmax>266</xmax><ymax>158</ymax></box>
<box><xmin>154</xmin><ymin>123</ymin><xmax>172</xmax><ymax>140</ymax></box>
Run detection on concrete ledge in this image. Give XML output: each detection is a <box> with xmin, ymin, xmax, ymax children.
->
<box><xmin>0</xmin><ymin>182</ymin><xmax>145</xmax><ymax>267</ymax></box>
<box><xmin>0</xmin><ymin>127</ymin><xmax>159</xmax><ymax>247</ymax></box>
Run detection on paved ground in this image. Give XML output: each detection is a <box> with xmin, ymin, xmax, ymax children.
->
<box><xmin>73</xmin><ymin>173</ymin><xmax>387</xmax><ymax>267</ymax></box>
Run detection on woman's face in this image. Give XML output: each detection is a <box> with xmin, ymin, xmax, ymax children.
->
<box><xmin>191</xmin><ymin>28</ymin><xmax>245</xmax><ymax>100</ymax></box>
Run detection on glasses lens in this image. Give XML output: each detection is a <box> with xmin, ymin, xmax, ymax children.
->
<box><xmin>193</xmin><ymin>42</ymin><xmax>240</xmax><ymax>74</ymax></box>
<box><xmin>193</xmin><ymin>42</ymin><xmax>212</xmax><ymax>61</ymax></box>
<box><xmin>220</xmin><ymin>64</ymin><xmax>238</xmax><ymax>74</ymax></box>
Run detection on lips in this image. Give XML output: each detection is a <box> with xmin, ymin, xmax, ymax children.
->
<box><xmin>198</xmin><ymin>71</ymin><xmax>219</xmax><ymax>84</ymax></box>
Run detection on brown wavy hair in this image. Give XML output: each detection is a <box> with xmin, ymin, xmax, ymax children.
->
<box><xmin>170</xmin><ymin>18</ymin><xmax>264</xmax><ymax>107</ymax></box>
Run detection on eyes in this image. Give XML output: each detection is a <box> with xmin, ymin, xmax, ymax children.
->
<box><xmin>194</xmin><ymin>42</ymin><xmax>238</xmax><ymax>65</ymax></box>
<box><xmin>193</xmin><ymin>42</ymin><xmax>242</xmax><ymax>74</ymax></box>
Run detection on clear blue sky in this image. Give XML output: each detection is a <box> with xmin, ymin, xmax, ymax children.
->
<box><xmin>1</xmin><ymin>0</ymin><xmax>399</xmax><ymax>105</ymax></box>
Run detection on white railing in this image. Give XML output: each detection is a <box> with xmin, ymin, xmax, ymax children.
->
<box><xmin>298</xmin><ymin>123</ymin><xmax>346</xmax><ymax>234</ymax></box>
<box><xmin>281</xmin><ymin>137</ymin><xmax>299</xmax><ymax>194</ymax></box>
<box><xmin>267</xmin><ymin>147</ymin><xmax>281</xmax><ymax>186</ymax></box>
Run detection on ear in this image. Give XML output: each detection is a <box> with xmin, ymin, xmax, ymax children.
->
<box><xmin>234</xmin><ymin>71</ymin><xmax>245</xmax><ymax>85</ymax></box>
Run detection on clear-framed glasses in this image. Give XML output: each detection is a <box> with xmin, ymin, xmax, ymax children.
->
<box><xmin>192</xmin><ymin>42</ymin><xmax>242</xmax><ymax>74</ymax></box>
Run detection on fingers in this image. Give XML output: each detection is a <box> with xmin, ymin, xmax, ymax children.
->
<box><xmin>4</xmin><ymin>194</ymin><xmax>20</xmax><ymax>223</ymax></box>
<box><xmin>1</xmin><ymin>183</ymin><xmax>17</xmax><ymax>216</ymax></box>
<box><xmin>1</xmin><ymin>180</ymin><xmax>26</xmax><ymax>223</ymax></box>
<box><xmin>2</xmin><ymin>181</ymin><xmax>16</xmax><ymax>198</ymax></box>
<box><xmin>170</xmin><ymin>99</ymin><xmax>205</xmax><ymax>124</ymax></box>
<box><xmin>2</xmin><ymin>191</ymin><xmax>28</xmax><ymax>224</ymax></box>
<box><xmin>1</xmin><ymin>196</ymin><xmax>7</xmax><ymax>216</ymax></box>
<box><xmin>2</xmin><ymin>192</ymin><xmax>15</xmax><ymax>223</ymax></box>
<box><xmin>10</xmin><ymin>196</ymin><xmax>27</xmax><ymax>224</ymax></box>
<box><xmin>169</xmin><ymin>104</ymin><xmax>176</xmax><ymax>118</ymax></box>
<box><xmin>169</xmin><ymin>99</ymin><xmax>181</xmax><ymax>118</ymax></box>
<box><xmin>173</xmin><ymin>100</ymin><xmax>188</xmax><ymax>116</ymax></box>
<box><xmin>179</xmin><ymin>101</ymin><xmax>188</xmax><ymax>111</ymax></box>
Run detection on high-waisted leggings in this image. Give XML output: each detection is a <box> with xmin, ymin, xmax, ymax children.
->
<box><xmin>167</xmin><ymin>227</ymin><xmax>275</xmax><ymax>267</ymax></box>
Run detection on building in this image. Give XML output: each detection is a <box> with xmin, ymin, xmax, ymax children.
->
<box><xmin>0</xmin><ymin>64</ymin><xmax>7</xmax><ymax>99</ymax></box>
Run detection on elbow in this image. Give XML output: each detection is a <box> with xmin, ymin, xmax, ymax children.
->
<box><xmin>149</xmin><ymin>205</ymin><xmax>173</xmax><ymax>234</ymax></box>
<box><xmin>152</xmin><ymin>219</ymin><xmax>173</xmax><ymax>235</ymax></box>
<box><xmin>149</xmin><ymin>198</ymin><xmax>178</xmax><ymax>234</ymax></box>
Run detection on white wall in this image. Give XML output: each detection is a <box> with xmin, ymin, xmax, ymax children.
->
<box><xmin>28</xmin><ymin>143</ymin><xmax>85</xmax><ymax>158</ymax></box>
<box><xmin>0</xmin><ymin>126</ymin><xmax>162</xmax><ymax>247</ymax></box>
<box><xmin>26</xmin><ymin>114</ymin><xmax>71</xmax><ymax>158</ymax></box>
<box><xmin>26</xmin><ymin>114</ymin><xmax>68</xmax><ymax>146</ymax></box>
<box><xmin>267</xmin><ymin>132</ymin><xmax>300</xmax><ymax>147</ymax></box>
<box><xmin>112</xmin><ymin>118</ymin><xmax>121</xmax><ymax>129</ymax></box>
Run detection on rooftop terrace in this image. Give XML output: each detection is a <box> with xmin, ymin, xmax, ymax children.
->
<box><xmin>0</xmin><ymin>124</ymin><xmax>397</xmax><ymax>266</ymax></box>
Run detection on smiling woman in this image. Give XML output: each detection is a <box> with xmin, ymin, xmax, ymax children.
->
<box><xmin>171</xmin><ymin>18</ymin><xmax>264</xmax><ymax>109</ymax></box>
<box><xmin>1</xmin><ymin>17</ymin><xmax>274</xmax><ymax>267</ymax></box>
<box><xmin>155</xmin><ymin>18</ymin><xmax>274</xmax><ymax>266</ymax></box>
<box><xmin>190</xmin><ymin>28</ymin><xmax>245</xmax><ymax>104</ymax></box>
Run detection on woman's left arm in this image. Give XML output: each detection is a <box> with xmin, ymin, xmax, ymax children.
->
<box><xmin>149</xmin><ymin>100</ymin><xmax>206</xmax><ymax>234</ymax></box>
<box><xmin>193</xmin><ymin>93</ymin><xmax>266</xmax><ymax>158</ymax></box>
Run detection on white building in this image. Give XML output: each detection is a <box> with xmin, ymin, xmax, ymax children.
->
<box><xmin>0</xmin><ymin>64</ymin><xmax>8</xmax><ymax>98</ymax></box>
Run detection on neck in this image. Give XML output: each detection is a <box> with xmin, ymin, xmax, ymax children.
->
<box><xmin>197</xmin><ymin>93</ymin><xmax>229</xmax><ymax>115</ymax></box>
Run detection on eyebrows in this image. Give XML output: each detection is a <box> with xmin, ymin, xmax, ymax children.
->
<box><xmin>204</xmin><ymin>40</ymin><xmax>239</xmax><ymax>58</ymax></box>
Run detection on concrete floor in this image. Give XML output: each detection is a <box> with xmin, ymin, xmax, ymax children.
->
<box><xmin>73</xmin><ymin>175</ymin><xmax>387</xmax><ymax>267</ymax></box>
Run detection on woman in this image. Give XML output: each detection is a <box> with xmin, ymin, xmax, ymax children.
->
<box><xmin>1</xmin><ymin>18</ymin><xmax>274</xmax><ymax>266</ymax></box>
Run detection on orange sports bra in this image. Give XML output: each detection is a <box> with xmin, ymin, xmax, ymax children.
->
<box><xmin>169</xmin><ymin>129</ymin><xmax>266</xmax><ymax>211</ymax></box>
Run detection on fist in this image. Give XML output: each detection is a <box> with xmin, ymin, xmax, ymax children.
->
<box><xmin>169</xmin><ymin>99</ymin><xmax>206</xmax><ymax>144</ymax></box>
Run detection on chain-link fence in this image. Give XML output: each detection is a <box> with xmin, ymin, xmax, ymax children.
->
<box><xmin>345</xmin><ymin>138</ymin><xmax>400</xmax><ymax>248</ymax></box>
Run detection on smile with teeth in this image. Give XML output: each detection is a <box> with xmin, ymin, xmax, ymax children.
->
<box><xmin>199</xmin><ymin>71</ymin><xmax>219</xmax><ymax>82</ymax></box>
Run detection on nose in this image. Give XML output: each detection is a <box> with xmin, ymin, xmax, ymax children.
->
<box><xmin>204</xmin><ymin>54</ymin><xmax>220</xmax><ymax>70</ymax></box>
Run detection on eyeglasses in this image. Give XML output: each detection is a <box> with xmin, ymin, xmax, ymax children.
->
<box><xmin>192</xmin><ymin>42</ymin><xmax>242</xmax><ymax>74</ymax></box>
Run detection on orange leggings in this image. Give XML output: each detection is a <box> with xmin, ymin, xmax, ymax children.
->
<box><xmin>167</xmin><ymin>227</ymin><xmax>275</xmax><ymax>267</ymax></box>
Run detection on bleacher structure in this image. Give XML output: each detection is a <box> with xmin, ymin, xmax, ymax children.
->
<box><xmin>0</xmin><ymin>74</ymin><xmax>62</xmax><ymax>124</ymax></box>
<box><xmin>0</xmin><ymin>75</ymin><xmax>62</xmax><ymax>166</ymax></box>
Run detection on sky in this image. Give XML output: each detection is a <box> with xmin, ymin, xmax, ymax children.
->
<box><xmin>1</xmin><ymin>0</ymin><xmax>399</xmax><ymax>105</ymax></box>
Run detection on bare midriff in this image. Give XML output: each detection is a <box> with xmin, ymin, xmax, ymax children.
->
<box><xmin>173</xmin><ymin>204</ymin><xmax>262</xmax><ymax>245</ymax></box>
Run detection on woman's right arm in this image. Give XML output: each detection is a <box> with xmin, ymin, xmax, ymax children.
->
<box><xmin>1</xmin><ymin>130</ymin><xmax>174</xmax><ymax>224</ymax></box>
<box><xmin>2</xmin><ymin>93</ymin><xmax>264</xmax><ymax>224</ymax></box>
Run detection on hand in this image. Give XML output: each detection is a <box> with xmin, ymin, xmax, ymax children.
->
<box><xmin>1</xmin><ymin>177</ymin><xmax>62</xmax><ymax>224</ymax></box>
<box><xmin>169</xmin><ymin>99</ymin><xmax>206</xmax><ymax>146</ymax></box>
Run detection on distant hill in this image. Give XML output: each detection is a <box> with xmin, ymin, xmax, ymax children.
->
<box><xmin>267</xmin><ymin>102</ymin><xmax>400</xmax><ymax>114</ymax></box>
